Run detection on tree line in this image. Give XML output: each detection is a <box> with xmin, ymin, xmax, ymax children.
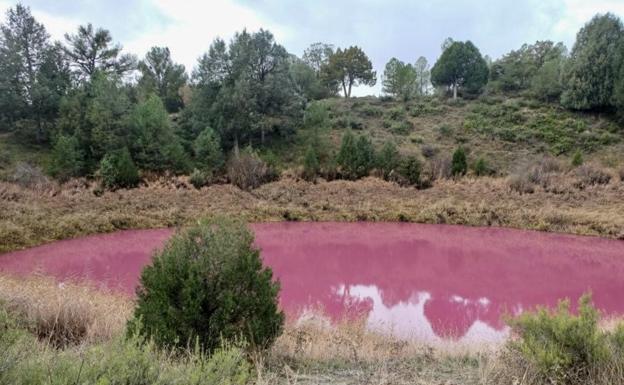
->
<box><xmin>1</xmin><ymin>4</ymin><xmax>623</xmax><ymax>186</ymax></box>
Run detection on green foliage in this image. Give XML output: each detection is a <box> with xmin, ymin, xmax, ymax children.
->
<box><xmin>64</xmin><ymin>23</ymin><xmax>136</xmax><ymax>80</ymax></box>
<box><xmin>337</xmin><ymin>131</ymin><xmax>375</xmax><ymax>179</ymax></box>
<box><xmin>99</xmin><ymin>147</ymin><xmax>139</xmax><ymax>189</ymax></box>
<box><xmin>304</xmin><ymin>101</ymin><xmax>330</xmax><ymax>128</ymax></box>
<box><xmin>489</xmin><ymin>40</ymin><xmax>567</xmax><ymax>95</ymax></box>
<box><xmin>571</xmin><ymin>149</ymin><xmax>584</xmax><ymax>166</ymax></box>
<box><xmin>302</xmin><ymin>144</ymin><xmax>320</xmax><ymax>181</ymax></box>
<box><xmin>191</xmin><ymin>30</ymin><xmax>303</xmax><ymax>150</ymax></box>
<box><xmin>386</xmin><ymin>107</ymin><xmax>406</xmax><ymax>121</ymax></box>
<box><xmin>137</xmin><ymin>47</ymin><xmax>187</xmax><ymax>113</ymax></box>
<box><xmin>561</xmin><ymin>13</ymin><xmax>624</xmax><ymax>110</ymax></box>
<box><xmin>506</xmin><ymin>294</ymin><xmax>609</xmax><ymax>384</ymax></box>
<box><xmin>390</xmin><ymin>120</ymin><xmax>413</xmax><ymax>135</ymax></box>
<box><xmin>431</xmin><ymin>41</ymin><xmax>489</xmax><ymax>98</ymax></box>
<box><xmin>377</xmin><ymin>141</ymin><xmax>400</xmax><ymax>179</ymax></box>
<box><xmin>130</xmin><ymin>218</ymin><xmax>284</xmax><ymax>353</ymax></box>
<box><xmin>382</xmin><ymin>58</ymin><xmax>417</xmax><ymax>101</ymax></box>
<box><xmin>451</xmin><ymin>147</ymin><xmax>468</xmax><ymax>176</ymax></box>
<box><xmin>189</xmin><ymin>168</ymin><xmax>211</xmax><ymax>189</ymax></box>
<box><xmin>531</xmin><ymin>57</ymin><xmax>565</xmax><ymax>102</ymax></box>
<box><xmin>322</xmin><ymin>46</ymin><xmax>376</xmax><ymax>98</ymax></box>
<box><xmin>57</xmin><ymin>72</ymin><xmax>132</xmax><ymax>171</ymax></box>
<box><xmin>130</xmin><ymin>94</ymin><xmax>189</xmax><ymax>173</ymax></box>
<box><xmin>193</xmin><ymin>127</ymin><xmax>223</xmax><ymax>172</ymax></box>
<box><xmin>399</xmin><ymin>155</ymin><xmax>422</xmax><ymax>186</ymax></box>
<box><xmin>473</xmin><ymin>157</ymin><xmax>489</xmax><ymax>176</ymax></box>
<box><xmin>0</xmin><ymin>5</ymin><xmax>71</xmax><ymax>143</ymax></box>
<box><xmin>48</xmin><ymin>134</ymin><xmax>83</xmax><ymax>182</ymax></box>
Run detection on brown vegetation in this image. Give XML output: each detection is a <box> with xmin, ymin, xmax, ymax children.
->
<box><xmin>1</xmin><ymin>170</ymin><xmax>624</xmax><ymax>253</ymax></box>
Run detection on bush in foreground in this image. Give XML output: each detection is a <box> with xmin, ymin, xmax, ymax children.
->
<box><xmin>496</xmin><ymin>294</ymin><xmax>624</xmax><ymax>385</ymax></box>
<box><xmin>130</xmin><ymin>218</ymin><xmax>284</xmax><ymax>353</ymax></box>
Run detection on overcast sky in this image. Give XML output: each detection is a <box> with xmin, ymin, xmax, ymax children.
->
<box><xmin>1</xmin><ymin>0</ymin><xmax>623</xmax><ymax>96</ymax></box>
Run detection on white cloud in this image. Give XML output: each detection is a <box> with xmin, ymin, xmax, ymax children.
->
<box><xmin>123</xmin><ymin>0</ymin><xmax>292</xmax><ymax>73</ymax></box>
<box><xmin>552</xmin><ymin>0</ymin><xmax>624</xmax><ymax>46</ymax></box>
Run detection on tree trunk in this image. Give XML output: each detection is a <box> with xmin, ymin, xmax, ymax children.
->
<box><xmin>347</xmin><ymin>81</ymin><xmax>352</xmax><ymax>99</ymax></box>
<box><xmin>342</xmin><ymin>80</ymin><xmax>348</xmax><ymax>99</ymax></box>
<box><xmin>234</xmin><ymin>135</ymin><xmax>240</xmax><ymax>158</ymax></box>
<box><xmin>453</xmin><ymin>83</ymin><xmax>458</xmax><ymax>100</ymax></box>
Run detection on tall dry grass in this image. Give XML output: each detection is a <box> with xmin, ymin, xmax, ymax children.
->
<box><xmin>0</xmin><ymin>274</ymin><xmax>132</xmax><ymax>346</ymax></box>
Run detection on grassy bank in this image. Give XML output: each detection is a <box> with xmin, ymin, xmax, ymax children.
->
<box><xmin>0</xmin><ymin>275</ymin><xmax>488</xmax><ymax>385</ymax></box>
<box><xmin>1</xmin><ymin>171</ymin><xmax>623</xmax><ymax>253</ymax></box>
<box><xmin>3</xmin><ymin>275</ymin><xmax>624</xmax><ymax>384</ymax></box>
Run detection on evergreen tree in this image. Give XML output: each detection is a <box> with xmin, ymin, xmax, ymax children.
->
<box><xmin>193</xmin><ymin>127</ymin><xmax>223</xmax><ymax>172</ymax></box>
<box><xmin>431</xmin><ymin>41</ymin><xmax>489</xmax><ymax>99</ymax></box>
<box><xmin>137</xmin><ymin>46</ymin><xmax>187</xmax><ymax>112</ymax></box>
<box><xmin>48</xmin><ymin>134</ymin><xmax>83</xmax><ymax>181</ymax></box>
<box><xmin>451</xmin><ymin>147</ymin><xmax>468</xmax><ymax>176</ymax></box>
<box><xmin>561</xmin><ymin>13</ymin><xmax>624</xmax><ymax>110</ymax></box>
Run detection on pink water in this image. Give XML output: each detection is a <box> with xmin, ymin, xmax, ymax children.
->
<box><xmin>1</xmin><ymin>222</ymin><xmax>623</xmax><ymax>343</ymax></box>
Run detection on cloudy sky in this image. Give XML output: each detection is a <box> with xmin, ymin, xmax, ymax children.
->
<box><xmin>1</xmin><ymin>0</ymin><xmax>623</xmax><ymax>95</ymax></box>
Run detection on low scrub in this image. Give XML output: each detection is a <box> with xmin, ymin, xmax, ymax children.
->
<box><xmin>574</xmin><ymin>165</ymin><xmax>612</xmax><ymax>188</ymax></box>
<box><xmin>494</xmin><ymin>294</ymin><xmax>624</xmax><ymax>385</ymax></box>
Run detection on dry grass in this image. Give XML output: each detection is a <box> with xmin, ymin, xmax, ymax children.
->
<box><xmin>0</xmin><ymin>274</ymin><xmax>132</xmax><ymax>346</ymax></box>
<box><xmin>2</xmin><ymin>171</ymin><xmax>624</xmax><ymax>253</ymax></box>
<box><xmin>0</xmin><ymin>274</ymin><xmax>491</xmax><ymax>384</ymax></box>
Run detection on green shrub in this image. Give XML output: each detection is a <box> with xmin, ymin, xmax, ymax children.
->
<box><xmin>390</xmin><ymin>120</ymin><xmax>413</xmax><ymax>135</ymax></box>
<box><xmin>399</xmin><ymin>156</ymin><xmax>422</xmax><ymax>187</ymax></box>
<box><xmin>451</xmin><ymin>147</ymin><xmax>468</xmax><ymax>176</ymax></box>
<box><xmin>386</xmin><ymin>107</ymin><xmax>406</xmax><ymax>121</ymax></box>
<box><xmin>302</xmin><ymin>144</ymin><xmax>320</xmax><ymax>181</ymax></box>
<box><xmin>571</xmin><ymin>149</ymin><xmax>584</xmax><ymax>167</ymax></box>
<box><xmin>194</xmin><ymin>127</ymin><xmax>223</xmax><ymax>172</ymax></box>
<box><xmin>437</xmin><ymin>124</ymin><xmax>453</xmax><ymax>137</ymax></box>
<box><xmin>100</xmin><ymin>147</ymin><xmax>140</xmax><ymax>189</ymax></box>
<box><xmin>304</xmin><ymin>101</ymin><xmax>330</xmax><ymax>128</ymax></box>
<box><xmin>48</xmin><ymin>134</ymin><xmax>83</xmax><ymax>182</ymax></box>
<box><xmin>377</xmin><ymin>141</ymin><xmax>400</xmax><ymax>179</ymax></box>
<box><xmin>505</xmin><ymin>294</ymin><xmax>609</xmax><ymax>385</ymax></box>
<box><xmin>189</xmin><ymin>168</ymin><xmax>211</xmax><ymax>189</ymax></box>
<box><xmin>360</xmin><ymin>105</ymin><xmax>383</xmax><ymax>117</ymax></box>
<box><xmin>130</xmin><ymin>218</ymin><xmax>284</xmax><ymax>353</ymax></box>
<box><xmin>473</xmin><ymin>157</ymin><xmax>490</xmax><ymax>176</ymax></box>
<box><xmin>336</xmin><ymin>132</ymin><xmax>375</xmax><ymax>180</ymax></box>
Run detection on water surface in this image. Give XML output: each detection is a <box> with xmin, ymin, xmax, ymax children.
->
<box><xmin>1</xmin><ymin>222</ymin><xmax>623</xmax><ymax>344</ymax></box>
